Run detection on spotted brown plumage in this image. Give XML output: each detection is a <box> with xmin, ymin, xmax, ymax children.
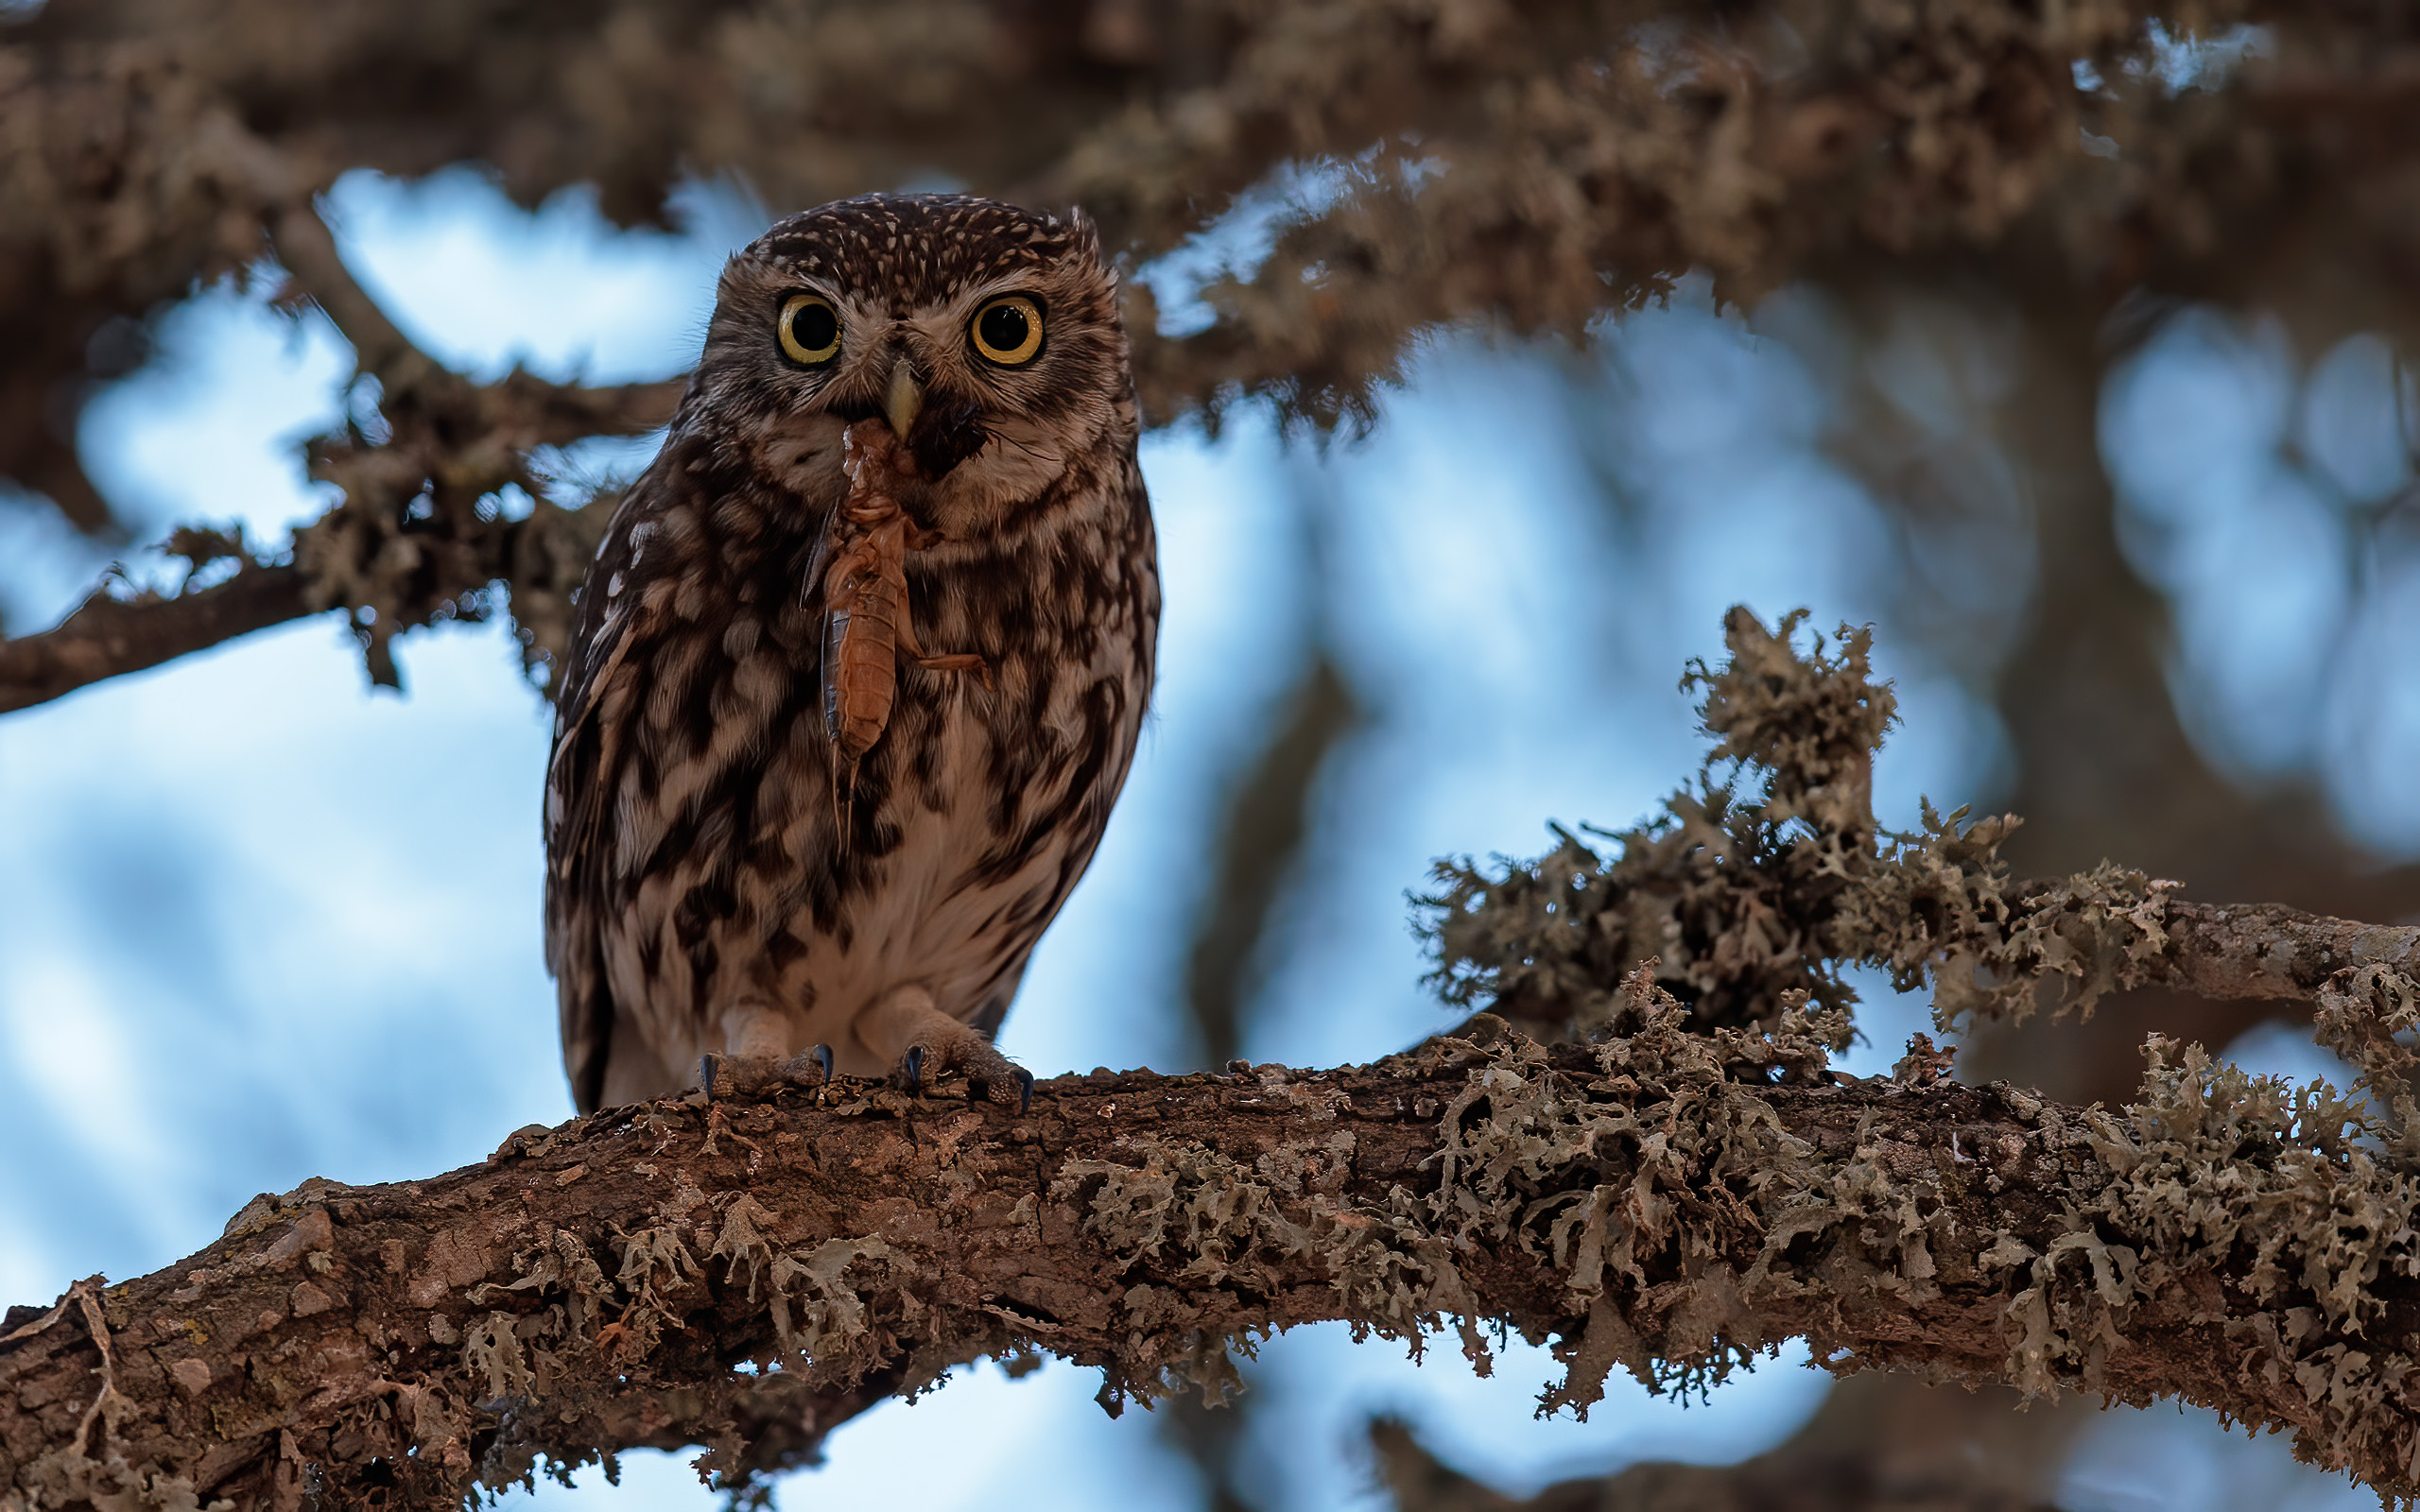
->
<box><xmin>543</xmin><ymin>194</ymin><xmax>1159</xmax><ymax>1112</ymax></box>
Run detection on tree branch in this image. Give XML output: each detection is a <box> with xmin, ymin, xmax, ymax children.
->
<box><xmin>18</xmin><ymin>2</ymin><xmax>2420</xmax><ymax>480</ymax></box>
<box><xmin>0</xmin><ymin>113</ymin><xmax>684</xmax><ymax>714</ymax></box>
<box><xmin>0</xmin><ymin>560</ymin><xmax>307</xmax><ymax>713</ymax></box>
<box><xmin>15</xmin><ymin>5</ymin><xmax>2420</xmax><ymax>706</ymax></box>
<box><xmin>0</xmin><ymin>308</ymin><xmax>682</xmax><ymax>714</ymax></box>
<box><xmin>1421</xmin><ymin>610</ymin><xmax>2420</xmax><ymax>1053</ymax></box>
<box><xmin>2089</xmin><ymin>898</ymin><xmax>2420</xmax><ymax>1005</ymax></box>
<box><xmin>9</xmin><ymin>980</ymin><xmax>2420</xmax><ymax>1511</ymax></box>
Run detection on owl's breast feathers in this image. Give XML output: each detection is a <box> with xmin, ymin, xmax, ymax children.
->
<box><xmin>544</xmin><ymin>429</ymin><xmax>1158</xmax><ymax>1111</ymax></box>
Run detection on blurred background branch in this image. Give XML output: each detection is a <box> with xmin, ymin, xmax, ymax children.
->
<box><xmin>9</xmin><ymin>0</ymin><xmax>2420</xmax><ymax>695</ymax></box>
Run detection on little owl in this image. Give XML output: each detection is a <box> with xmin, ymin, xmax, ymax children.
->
<box><xmin>543</xmin><ymin>194</ymin><xmax>1159</xmax><ymax>1111</ymax></box>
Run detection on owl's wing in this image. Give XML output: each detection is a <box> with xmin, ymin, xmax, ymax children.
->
<box><xmin>543</xmin><ymin>470</ymin><xmax>669</xmax><ymax>1114</ymax></box>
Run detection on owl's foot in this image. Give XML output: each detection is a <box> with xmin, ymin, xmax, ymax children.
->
<box><xmin>699</xmin><ymin>1045</ymin><xmax>843</xmax><ymax>1101</ymax></box>
<box><xmin>787</xmin><ymin>1043</ymin><xmax>837</xmax><ymax>1091</ymax></box>
<box><xmin>897</xmin><ymin>1034</ymin><xmax>1034</xmax><ymax>1112</ymax></box>
<box><xmin>894</xmin><ymin>1040</ymin><xmax>1034</xmax><ymax>1110</ymax></box>
<box><xmin>699</xmin><ymin>1052</ymin><xmax>795</xmax><ymax>1101</ymax></box>
<box><xmin>858</xmin><ymin>987</ymin><xmax>1034</xmax><ymax>1111</ymax></box>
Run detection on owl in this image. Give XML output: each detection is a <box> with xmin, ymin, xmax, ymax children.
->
<box><xmin>542</xmin><ymin>194</ymin><xmax>1159</xmax><ymax>1112</ymax></box>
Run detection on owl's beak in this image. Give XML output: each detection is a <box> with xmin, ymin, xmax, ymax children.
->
<box><xmin>884</xmin><ymin>364</ymin><xmax>925</xmax><ymax>441</ymax></box>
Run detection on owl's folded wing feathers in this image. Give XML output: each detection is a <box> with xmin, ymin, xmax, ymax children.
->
<box><xmin>543</xmin><ymin>478</ymin><xmax>663</xmax><ymax>1113</ymax></box>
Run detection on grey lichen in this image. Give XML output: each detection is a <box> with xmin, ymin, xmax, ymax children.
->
<box><xmin>1057</xmin><ymin>1125</ymin><xmax>1476</xmax><ymax>1409</ymax></box>
<box><xmin>1046</xmin><ymin>949</ymin><xmax>2420</xmax><ymax>1499</ymax></box>
<box><xmin>1060</xmin><ymin>970</ymin><xmax>1857</xmax><ymax>1420</ymax></box>
<box><xmin>2057</xmin><ymin>1007</ymin><xmax>2420</xmax><ymax>1490</ymax></box>
<box><xmin>1422</xmin><ymin>605</ymin><xmax>2186</xmax><ymax>1044</ymax></box>
<box><xmin>459</xmin><ymin>1194</ymin><xmax>914</xmax><ymax>1400</ymax></box>
<box><xmin>1423</xmin><ymin>610</ymin><xmax>1893</xmax><ymax>1042</ymax></box>
<box><xmin>757</xmin><ymin>1240</ymin><xmax>906</xmax><ymax>1381</ymax></box>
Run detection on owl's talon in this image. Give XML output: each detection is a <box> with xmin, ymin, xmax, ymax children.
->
<box><xmin>964</xmin><ymin>1064</ymin><xmax>1037</xmax><ymax>1112</ymax></box>
<box><xmin>700</xmin><ymin>1053</ymin><xmax>720</xmax><ymax>1102</ymax></box>
<box><xmin>865</xmin><ymin>988</ymin><xmax>1034</xmax><ymax>1107</ymax></box>
<box><xmin>778</xmin><ymin>1044</ymin><xmax>838</xmax><ymax>1093</ymax></box>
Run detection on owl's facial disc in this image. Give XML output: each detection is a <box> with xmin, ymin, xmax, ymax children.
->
<box><xmin>710</xmin><ymin>194</ymin><xmax>1132</xmax><ymax>539</ymax></box>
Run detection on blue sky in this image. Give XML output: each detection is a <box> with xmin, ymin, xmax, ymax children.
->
<box><xmin>1</xmin><ymin>165</ymin><xmax>2408</xmax><ymax>1510</ymax></box>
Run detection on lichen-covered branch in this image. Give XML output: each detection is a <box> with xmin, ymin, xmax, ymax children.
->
<box><xmin>12</xmin><ymin>2</ymin><xmax>2420</xmax><ymax>706</ymax></box>
<box><xmin>13</xmin><ymin>970</ymin><xmax>2420</xmax><ymax>1510</ymax></box>
<box><xmin>0</xmin><ymin>439</ymin><xmax>662</xmax><ymax>713</ymax></box>
<box><xmin>1422</xmin><ymin>608</ymin><xmax>2420</xmax><ymax>1045</ymax></box>
<box><xmin>0</xmin><ymin>68</ymin><xmax>682</xmax><ymax>709</ymax></box>
<box><xmin>2139</xmin><ymin>900</ymin><xmax>2420</xmax><ymax>1005</ymax></box>
<box><xmin>0</xmin><ymin>200</ymin><xmax>682</xmax><ymax>712</ymax></box>
<box><xmin>15</xmin><ymin>0</ymin><xmax>2420</xmax><ymax>438</ymax></box>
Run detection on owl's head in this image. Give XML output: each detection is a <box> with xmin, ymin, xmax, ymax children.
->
<box><xmin>691</xmin><ymin>194</ymin><xmax>1133</xmax><ymax>541</ymax></box>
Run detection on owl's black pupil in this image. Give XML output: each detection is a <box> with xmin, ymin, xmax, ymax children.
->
<box><xmin>789</xmin><ymin>301</ymin><xmax>837</xmax><ymax>354</ymax></box>
<box><xmin>980</xmin><ymin>303</ymin><xmax>1030</xmax><ymax>353</ymax></box>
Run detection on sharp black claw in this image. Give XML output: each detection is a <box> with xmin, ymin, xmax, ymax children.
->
<box><xmin>1015</xmin><ymin>1067</ymin><xmax>1034</xmax><ymax>1115</ymax></box>
<box><xmin>904</xmin><ymin>1045</ymin><xmax>924</xmax><ymax>1092</ymax></box>
<box><xmin>700</xmin><ymin>1053</ymin><xmax>719</xmax><ymax>1102</ymax></box>
<box><xmin>813</xmin><ymin>1043</ymin><xmax>835</xmax><ymax>1086</ymax></box>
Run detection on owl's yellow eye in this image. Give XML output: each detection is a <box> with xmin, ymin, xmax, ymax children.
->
<box><xmin>969</xmin><ymin>295</ymin><xmax>1045</xmax><ymax>367</ymax></box>
<box><xmin>777</xmin><ymin>293</ymin><xmax>841</xmax><ymax>366</ymax></box>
